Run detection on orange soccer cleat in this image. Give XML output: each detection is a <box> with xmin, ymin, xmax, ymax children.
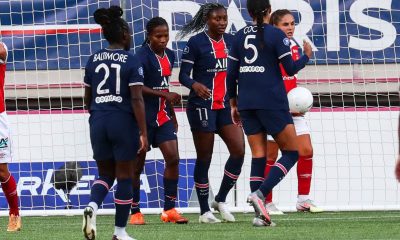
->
<box><xmin>129</xmin><ymin>212</ymin><xmax>146</xmax><ymax>225</ymax></box>
<box><xmin>160</xmin><ymin>208</ymin><xmax>189</xmax><ymax>224</ymax></box>
<box><xmin>7</xmin><ymin>214</ymin><xmax>22</xmax><ymax>232</ymax></box>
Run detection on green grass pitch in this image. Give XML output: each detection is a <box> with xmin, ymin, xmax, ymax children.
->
<box><xmin>0</xmin><ymin>211</ymin><xmax>399</xmax><ymax>239</ymax></box>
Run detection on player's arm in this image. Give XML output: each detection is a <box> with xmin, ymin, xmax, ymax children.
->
<box><xmin>169</xmin><ymin>103</ymin><xmax>178</xmax><ymax>131</ymax></box>
<box><xmin>83</xmin><ymin>58</ymin><xmax>92</xmax><ymax>111</ymax></box>
<box><xmin>275</xmin><ymin>31</ymin><xmax>312</xmax><ymax>76</ymax></box>
<box><xmin>0</xmin><ymin>42</ymin><xmax>7</xmax><ymax>63</ymax></box>
<box><xmin>226</xmin><ymin>37</ymin><xmax>241</xmax><ymax>126</ymax></box>
<box><xmin>142</xmin><ymin>86</ymin><xmax>180</xmax><ymax>104</ymax></box>
<box><xmin>179</xmin><ymin>39</ymin><xmax>210</xmax><ymax>99</ymax></box>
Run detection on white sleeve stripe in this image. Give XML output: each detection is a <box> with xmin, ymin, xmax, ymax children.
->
<box><xmin>279</xmin><ymin>52</ymin><xmax>291</xmax><ymax>59</ymax></box>
<box><xmin>228</xmin><ymin>55</ymin><xmax>239</xmax><ymax>61</ymax></box>
<box><xmin>129</xmin><ymin>82</ymin><xmax>144</xmax><ymax>86</ymax></box>
<box><xmin>83</xmin><ymin>83</ymin><xmax>91</xmax><ymax>87</ymax></box>
<box><xmin>181</xmin><ymin>59</ymin><xmax>194</xmax><ymax>64</ymax></box>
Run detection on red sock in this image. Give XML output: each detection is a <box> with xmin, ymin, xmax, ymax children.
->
<box><xmin>1</xmin><ymin>174</ymin><xmax>19</xmax><ymax>216</ymax></box>
<box><xmin>263</xmin><ymin>159</ymin><xmax>275</xmax><ymax>203</ymax></box>
<box><xmin>297</xmin><ymin>155</ymin><xmax>313</xmax><ymax>195</ymax></box>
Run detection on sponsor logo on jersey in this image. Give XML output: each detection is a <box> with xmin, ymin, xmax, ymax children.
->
<box><xmin>95</xmin><ymin>95</ymin><xmax>123</xmax><ymax>104</ymax></box>
<box><xmin>0</xmin><ymin>137</ymin><xmax>8</xmax><ymax>149</ymax></box>
<box><xmin>239</xmin><ymin>66</ymin><xmax>265</xmax><ymax>73</ymax></box>
<box><xmin>207</xmin><ymin>58</ymin><xmax>227</xmax><ymax>73</ymax></box>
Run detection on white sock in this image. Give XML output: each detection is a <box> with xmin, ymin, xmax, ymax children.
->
<box><xmin>88</xmin><ymin>202</ymin><xmax>98</xmax><ymax>213</ymax></box>
<box><xmin>297</xmin><ymin>195</ymin><xmax>309</xmax><ymax>202</ymax></box>
<box><xmin>114</xmin><ymin>226</ymin><xmax>127</xmax><ymax>236</ymax></box>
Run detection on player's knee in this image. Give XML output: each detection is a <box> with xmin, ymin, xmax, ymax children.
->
<box><xmin>230</xmin><ymin>145</ymin><xmax>245</xmax><ymax>159</ymax></box>
<box><xmin>299</xmin><ymin>146</ymin><xmax>313</xmax><ymax>157</ymax></box>
<box><xmin>165</xmin><ymin>157</ymin><xmax>179</xmax><ymax>170</ymax></box>
<box><xmin>0</xmin><ymin>170</ymin><xmax>10</xmax><ymax>182</ymax></box>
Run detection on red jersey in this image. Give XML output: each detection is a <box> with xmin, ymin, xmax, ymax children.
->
<box><xmin>279</xmin><ymin>39</ymin><xmax>300</xmax><ymax>93</ymax></box>
<box><xmin>0</xmin><ymin>42</ymin><xmax>7</xmax><ymax>113</ymax></box>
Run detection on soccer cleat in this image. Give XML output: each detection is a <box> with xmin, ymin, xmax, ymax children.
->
<box><xmin>265</xmin><ymin>202</ymin><xmax>284</xmax><ymax>215</ymax></box>
<box><xmin>198</xmin><ymin>211</ymin><xmax>222</xmax><ymax>224</ymax></box>
<box><xmin>252</xmin><ymin>216</ymin><xmax>276</xmax><ymax>227</ymax></box>
<box><xmin>211</xmin><ymin>200</ymin><xmax>235</xmax><ymax>222</ymax></box>
<box><xmin>296</xmin><ymin>199</ymin><xmax>324</xmax><ymax>213</ymax></box>
<box><xmin>247</xmin><ymin>192</ymin><xmax>271</xmax><ymax>225</ymax></box>
<box><xmin>112</xmin><ymin>234</ymin><xmax>136</xmax><ymax>240</ymax></box>
<box><xmin>160</xmin><ymin>208</ymin><xmax>189</xmax><ymax>224</ymax></box>
<box><xmin>7</xmin><ymin>214</ymin><xmax>22</xmax><ymax>232</ymax></box>
<box><xmin>82</xmin><ymin>207</ymin><xmax>96</xmax><ymax>240</ymax></box>
<box><xmin>128</xmin><ymin>212</ymin><xmax>146</xmax><ymax>225</ymax></box>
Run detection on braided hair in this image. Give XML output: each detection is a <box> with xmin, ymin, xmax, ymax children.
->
<box><xmin>246</xmin><ymin>0</ymin><xmax>271</xmax><ymax>48</ymax></box>
<box><xmin>143</xmin><ymin>17</ymin><xmax>169</xmax><ymax>46</ymax></box>
<box><xmin>93</xmin><ymin>6</ymin><xmax>129</xmax><ymax>45</ymax></box>
<box><xmin>178</xmin><ymin>3</ymin><xmax>226</xmax><ymax>39</ymax></box>
<box><xmin>270</xmin><ymin>9</ymin><xmax>292</xmax><ymax>26</ymax></box>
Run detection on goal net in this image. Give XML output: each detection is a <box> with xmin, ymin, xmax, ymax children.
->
<box><xmin>0</xmin><ymin>0</ymin><xmax>398</xmax><ymax>216</ymax></box>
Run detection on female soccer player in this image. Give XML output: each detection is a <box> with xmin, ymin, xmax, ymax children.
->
<box><xmin>227</xmin><ymin>0</ymin><xmax>312</xmax><ymax>226</ymax></box>
<box><xmin>128</xmin><ymin>17</ymin><xmax>188</xmax><ymax>225</ymax></box>
<box><xmin>179</xmin><ymin>3</ymin><xmax>245</xmax><ymax>223</ymax></box>
<box><xmin>0</xmin><ymin>42</ymin><xmax>21</xmax><ymax>232</ymax></box>
<box><xmin>82</xmin><ymin>6</ymin><xmax>148</xmax><ymax>240</ymax></box>
<box><xmin>263</xmin><ymin>9</ymin><xmax>322</xmax><ymax>215</ymax></box>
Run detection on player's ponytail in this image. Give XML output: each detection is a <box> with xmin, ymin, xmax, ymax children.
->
<box><xmin>178</xmin><ymin>3</ymin><xmax>225</xmax><ymax>39</ymax></box>
<box><xmin>270</xmin><ymin>9</ymin><xmax>292</xmax><ymax>26</ymax></box>
<box><xmin>247</xmin><ymin>0</ymin><xmax>271</xmax><ymax>48</ymax></box>
<box><xmin>94</xmin><ymin>6</ymin><xmax>129</xmax><ymax>45</ymax></box>
<box><xmin>142</xmin><ymin>17</ymin><xmax>169</xmax><ymax>46</ymax></box>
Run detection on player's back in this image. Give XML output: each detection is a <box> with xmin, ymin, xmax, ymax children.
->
<box><xmin>230</xmin><ymin>24</ymin><xmax>292</xmax><ymax>111</ymax></box>
<box><xmin>84</xmin><ymin>48</ymin><xmax>143</xmax><ymax>116</ymax></box>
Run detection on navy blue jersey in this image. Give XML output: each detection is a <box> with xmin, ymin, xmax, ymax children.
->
<box><xmin>227</xmin><ymin>24</ymin><xmax>309</xmax><ymax>111</ymax></box>
<box><xmin>84</xmin><ymin>48</ymin><xmax>144</xmax><ymax>113</ymax></box>
<box><xmin>136</xmin><ymin>45</ymin><xmax>175</xmax><ymax>127</ymax></box>
<box><xmin>179</xmin><ymin>32</ymin><xmax>233</xmax><ymax>109</ymax></box>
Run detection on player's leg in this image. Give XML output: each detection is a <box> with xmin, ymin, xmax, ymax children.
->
<box><xmin>158</xmin><ymin>137</ymin><xmax>188</xmax><ymax>224</ymax></box>
<box><xmin>0</xmin><ymin>163</ymin><xmax>21</xmax><ymax>232</ymax></box>
<box><xmin>212</xmin><ymin>119</ymin><xmax>244</xmax><ymax>222</ymax></box>
<box><xmin>129</xmin><ymin>151</ymin><xmax>146</xmax><ymax>225</ymax></box>
<box><xmin>264</xmin><ymin>139</ymin><xmax>284</xmax><ymax>215</ymax></box>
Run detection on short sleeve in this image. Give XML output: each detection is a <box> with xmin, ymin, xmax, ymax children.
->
<box><xmin>83</xmin><ymin>57</ymin><xmax>92</xmax><ymax>87</ymax></box>
<box><xmin>228</xmin><ymin>33</ymin><xmax>240</xmax><ymax>62</ymax></box>
<box><xmin>128</xmin><ymin>55</ymin><xmax>144</xmax><ymax>86</ymax></box>
<box><xmin>0</xmin><ymin>42</ymin><xmax>8</xmax><ymax>64</ymax></box>
<box><xmin>274</xmin><ymin>29</ymin><xmax>292</xmax><ymax>60</ymax></box>
<box><xmin>181</xmin><ymin>37</ymin><xmax>197</xmax><ymax>64</ymax></box>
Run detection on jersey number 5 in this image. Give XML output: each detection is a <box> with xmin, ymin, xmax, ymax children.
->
<box><xmin>95</xmin><ymin>63</ymin><xmax>121</xmax><ymax>95</ymax></box>
<box><xmin>244</xmin><ymin>35</ymin><xmax>258</xmax><ymax>64</ymax></box>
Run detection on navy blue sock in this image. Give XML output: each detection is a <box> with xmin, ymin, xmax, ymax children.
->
<box><xmin>250</xmin><ymin>157</ymin><xmax>266</xmax><ymax>192</ymax></box>
<box><xmin>215</xmin><ymin>156</ymin><xmax>244</xmax><ymax>202</ymax></box>
<box><xmin>114</xmin><ymin>178</ymin><xmax>133</xmax><ymax>228</ymax></box>
<box><xmin>163</xmin><ymin>177</ymin><xmax>178</xmax><ymax>211</ymax></box>
<box><xmin>194</xmin><ymin>159</ymin><xmax>212</xmax><ymax>215</ymax></box>
<box><xmin>90</xmin><ymin>176</ymin><xmax>114</xmax><ymax>207</ymax></box>
<box><xmin>130</xmin><ymin>186</ymin><xmax>140</xmax><ymax>214</ymax></box>
<box><xmin>259</xmin><ymin>150</ymin><xmax>299</xmax><ymax>197</ymax></box>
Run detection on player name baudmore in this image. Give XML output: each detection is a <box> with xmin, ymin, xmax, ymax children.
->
<box><xmin>93</xmin><ymin>52</ymin><xmax>128</xmax><ymax>63</ymax></box>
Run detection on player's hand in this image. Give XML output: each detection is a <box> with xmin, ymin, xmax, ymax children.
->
<box><xmin>395</xmin><ymin>156</ymin><xmax>400</xmax><ymax>182</ymax></box>
<box><xmin>303</xmin><ymin>40</ymin><xmax>313</xmax><ymax>59</ymax></box>
<box><xmin>192</xmin><ymin>82</ymin><xmax>211</xmax><ymax>100</ymax></box>
<box><xmin>165</xmin><ymin>92</ymin><xmax>181</xmax><ymax>104</ymax></box>
<box><xmin>231</xmin><ymin>106</ymin><xmax>242</xmax><ymax>127</ymax></box>
<box><xmin>138</xmin><ymin>134</ymin><xmax>148</xmax><ymax>154</ymax></box>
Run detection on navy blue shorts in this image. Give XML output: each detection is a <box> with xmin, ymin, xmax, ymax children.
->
<box><xmin>89</xmin><ymin>111</ymin><xmax>139</xmax><ymax>161</ymax></box>
<box><xmin>147</xmin><ymin>120</ymin><xmax>177</xmax><ymax>149</ymax></box>
<box><xmin>186</xmin><ymin>105</ymin><xmax>233</xmax><ymax>132</ymax></box>
<box><xmin>239</xmin><ymin>109</ymin><xmax>293</xmax><ymax>136</ymax></box>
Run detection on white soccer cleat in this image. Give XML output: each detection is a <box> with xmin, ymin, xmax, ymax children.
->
<box><xmin>247</xmin><ymin>192</ymin><xmax>271</xmax><ymax>226</ymax></box>
<box><xmin>265</xmin><ymin>202</ymin><xmax>284</xmax><ymax>215</ymax></box>
<box><xmin>296</xmin><ymin>199</ymin><xmax>324</xmax><ymax>213</ymax></box>
<box><xmin>83</xmin><ymin>206</ymin><xmax>97</xmax><ymax>240</ymax></box>
<box><xmin>252</xmin><ymin>216</ymin><xmax>276</xmax><ymax>227</ymax></box>
<box><xmin>112</xmin><ymin>234</ymin><xmax>136</xmax><ymax>240</ymax></box>
<box><xmin>198</xmin><ymin>211</ymin><xmax>222</xmax><ymax>223</ymax></box>
<box><xmin>211</xmin><ymin>201</ymin><xmax>235</xmax><ymax>222</ymax></box>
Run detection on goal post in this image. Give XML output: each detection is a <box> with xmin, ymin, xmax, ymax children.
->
<box><xmin>0</xmin><ymin>0</ymin><xmax>399</xmax><ymax>216</ymax></box>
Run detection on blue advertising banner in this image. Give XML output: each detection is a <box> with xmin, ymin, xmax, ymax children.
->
<box><xmin>0</xmin><ymin>160</ymin><xmax>195</xmax><ymax>210</ymax></box>
<box><xmin>0</xmin><ymin>0</ymin><xmax>399</xmax><ymax>69</ymax></box>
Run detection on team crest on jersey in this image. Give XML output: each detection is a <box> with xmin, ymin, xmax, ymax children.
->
<box><xmin>0</xmin><ymin>137</ymin><xmax>8</xmax><ymax>149</ymax></box>
<box><xmin>283</xmin><ymin>38</ymin><xmax>290</xmax><ymax>46</ymax></box>
<box><xmin>183</xmin><ymin>46</ymin><xmax>189</xmax><ymax>54</ymax></box>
